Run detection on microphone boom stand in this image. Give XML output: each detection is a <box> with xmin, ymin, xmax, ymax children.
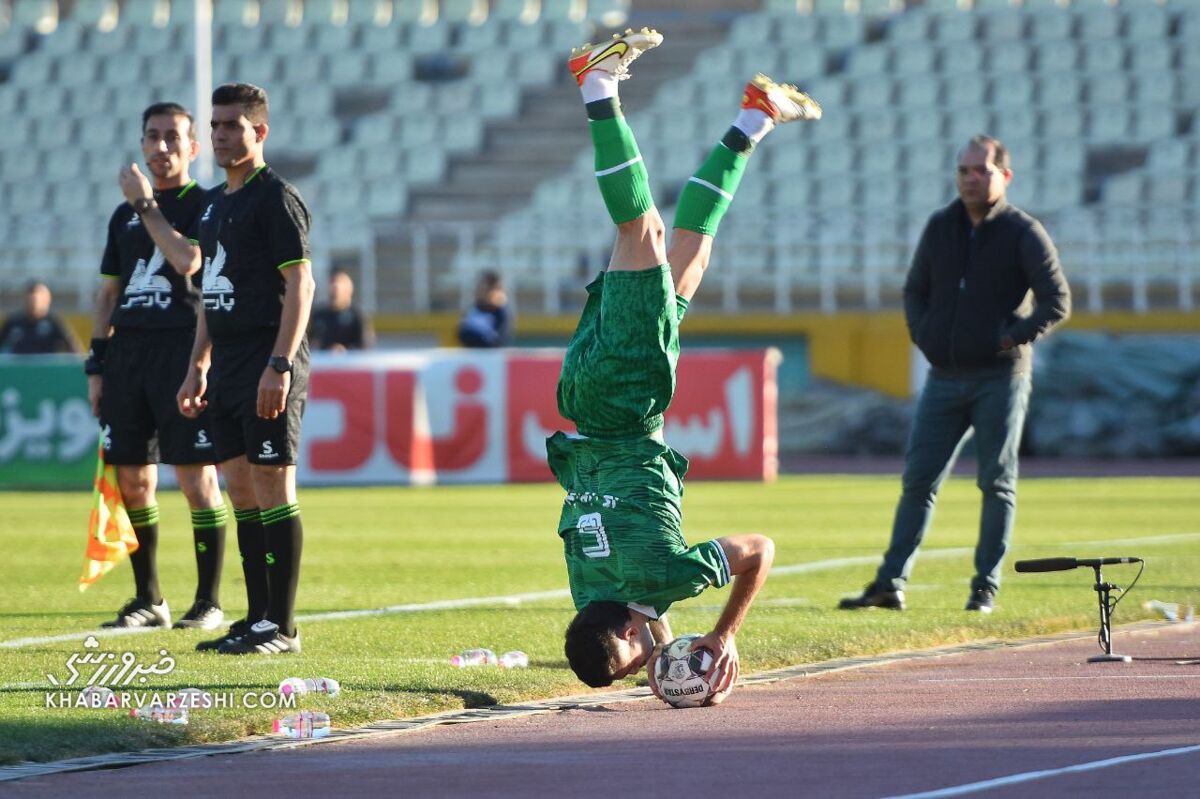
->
<box><xmin>1087</xmin><ymin>563</ymin><xmax>1131</xmax><ymax>663</ymax></box>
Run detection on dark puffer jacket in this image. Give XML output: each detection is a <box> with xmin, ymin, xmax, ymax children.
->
<box><xmin>904</xmin><ymin>198</ymin><xmax>1071</xmax><ymax>376</ymax></box>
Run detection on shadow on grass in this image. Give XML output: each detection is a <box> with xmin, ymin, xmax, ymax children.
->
<box><xmin>0</xmin><ymin>716</ymin><xmax>186</xmax><ymax>765</ymax></box>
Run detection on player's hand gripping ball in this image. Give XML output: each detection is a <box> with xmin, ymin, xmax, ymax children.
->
<box><xmin>653</xmin><ymin>634</ymin><xmax>732</xmax><ymax>708</ymax></box>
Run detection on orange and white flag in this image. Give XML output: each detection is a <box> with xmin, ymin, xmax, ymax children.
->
<box><xmin>79</xmin><ymin>437</ymin><xmax>138</xmax><ymax>591</ymax></box>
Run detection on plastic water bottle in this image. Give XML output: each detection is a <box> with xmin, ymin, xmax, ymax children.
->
<box><xmin>451</xmin><ymin>648</ymin><xmax>498</xmax><ymax>667</ymax></box>
<box><xmin>279</xmin><ymin>677</ymin><xmax>341</xmax><ymax>698</ymax></box>
<box><xmin>1144</xmin><ymin>600</ymin><xmax>1180</xmax><ymax>621</ymax></box>
<box><xmin>130</xmin><ymin>703</ymin><xmax>189</xmax><ymax>725</ymax></box>
<box><xmin>81</xmin><ymin>685</ymin><xmax>118</xmax><ymax>709</ymax></box>
<box><xmin>498</xmin><ymin>651</ymin><xmax>529</xmax><ymax>669</ymax></box>
<box><xmin>273</xmin><ymin>711</ymin><xmax>331</xmax><ymax>739</ymax></box>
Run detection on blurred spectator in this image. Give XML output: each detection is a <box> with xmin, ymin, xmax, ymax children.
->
<box><xmin>0</xmin><ymin>280</ymin><xmax>81</xmax><ymax>354</ymax></box>
<box><xmin>457</xmin><ymin>271</ymin><xmax>511</xmax><ymax>348</ymax></box>
<box><xmin>309</xmin><ymin>268</ymin><xmax>374</xmax><ymax>352</ymax></box>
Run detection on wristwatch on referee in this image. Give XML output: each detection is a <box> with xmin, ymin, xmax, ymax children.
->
<box><xmin>268</xmin><ymin>355</ymin><xmax>293</xmax><ymax>374</ymax></box>
<box><xmin>132</xmin><ymin>197</ymin><xmax>158</xmax><ymax>215</ymax></box>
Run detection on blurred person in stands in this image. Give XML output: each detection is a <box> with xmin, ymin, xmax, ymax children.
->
<box><xmin>0</xmin><ymin>280</ymin><xmax>81</xmax><ymax>354</ymax></box>
<box><xmin>838</xmin><ymin>135</ymin><xmax>1071</xmax><ymax>615</ymax></box>
<box><xmin>309</xmin><ymin>267</ymin><xmax>373</xmax><ymax>352</ymax></box>
<box><xmin>456</xmin><ymin>270</ymin><xmax>511</xmax><ymax>348</ymax></box>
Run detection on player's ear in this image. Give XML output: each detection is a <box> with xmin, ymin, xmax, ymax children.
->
<box><xmin>618</xmin><ymin>616</ymin><xmax>641</xmax><ymax>642</ymax></box>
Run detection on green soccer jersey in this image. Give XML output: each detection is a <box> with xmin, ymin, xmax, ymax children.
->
<box><xmin>547</xmin><ymin>433</ymin><xmax>731</xmax><ymax>618</ymax></box>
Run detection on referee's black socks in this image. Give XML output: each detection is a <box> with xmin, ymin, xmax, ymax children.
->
<box><xmin>262</xmin><ymin>503</ymin><xmax>303</xmax><ymax>638</ymax></box>
<box><xmin>126</xmin><ymin>505</ymin><xmax>162</xmax><ymax>605</ymax></box>
<box><xmin>234</xmin><ymin>507</ymin><xmax>270</xmax><ymax>623</ymax></box>
<box><xmin>190</xmin><ymin>506</ymin><xmax>228</xmax><ymax>606</ymax></box>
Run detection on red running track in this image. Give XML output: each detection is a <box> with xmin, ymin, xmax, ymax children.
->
<box><xmin>6</xmin><ymin>624</ymin><xmax>1199</xmax><ymax>798</ymax></box>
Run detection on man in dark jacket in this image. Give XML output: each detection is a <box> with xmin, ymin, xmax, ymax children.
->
<box><xmin>839</xmin><ymin>135</ymin><xmax>1071</xmax><ymax>614</ymax></box>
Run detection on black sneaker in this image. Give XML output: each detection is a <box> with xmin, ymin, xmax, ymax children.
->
<box><xmin>965</xmin><ymin>587</ymin><xmax>995</xmax><ymax>613</ymax></box>
<box><xmin>195</xmin><ymin>618</ymin><xmax>254</xmax><ymax>651</ymax></box>
<box><xmin>217</xmin><ymin>620</ymin><xmax>301</xmax><ymax>655</ymax></box>
<box><xmin>838</xmin><ymin>583</ymin><xmax>905</xmax><ymax>610</ymax></box>
<box><xmin>100</xmin><ymin>597</ymin><xmax>171</xmax><ymax>628</ymax></box>
<box><xmin>173</xmin><ymin>599</ymin><xmax>225</xmax><ymax>631</ymax></box>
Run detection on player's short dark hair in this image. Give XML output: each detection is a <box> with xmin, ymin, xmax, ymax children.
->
<box><xmin>212</xmin><ymin>83</ymin><xmax>269</xmax><ymax>125</ymax></box>
<box><xmin>960</xmin><ymin>134</ymin><xmax>1010</xmax><ymax>171</ymax></box>
<box><xmin>478</xmin><ymin>270</ymin><xmax>503</xmax><ymax>291</ymax></box>
<box><xmin>564</xmin><ymin>601</ymin><xmax>630</xmax><ymax>688</ymax></box>
<box><xmin>141</xmin><ymin>102</ymin><xmax>198</xmax><ymax>142</ymax></box>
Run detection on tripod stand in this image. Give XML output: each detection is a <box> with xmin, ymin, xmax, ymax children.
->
<box><xmin>1088</xmin><ymin>564</ymin><xmax>1132</xmax><ymax>663</ymax></box>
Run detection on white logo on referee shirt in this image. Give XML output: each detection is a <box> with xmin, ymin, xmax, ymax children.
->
<box><xmin>195</xmin><ymin>430</ymin><xmax>211</xmax><ymax>449</ymax></box>
<box><xmin>258</xmin><ymin>441</ymin><xmax>278</xmax><ymax>460</ymax></box>
<box><xmin>120</xmin><ymin>249</ymin><xmax>172</xmax><ymax>310</ymax></box>
<box><xmin>202</xmin><ymin>243</ymin><xmax>235</xmax><ymax>312</ymax></box>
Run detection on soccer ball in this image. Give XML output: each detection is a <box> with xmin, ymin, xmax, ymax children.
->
<box><xmin>652</xmin><ymin>634</ymin><xmax>729</xmax><ymax>709</ymax></box>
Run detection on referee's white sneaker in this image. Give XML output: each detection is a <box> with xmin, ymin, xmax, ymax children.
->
<box><xmin>173</xmin><ymin>599</ymin><xmax>225</xmax><ymax>631</ymax></box>
<box><xmin>100</xmin><ymin>597</ymin><xmax>171</xmax><ymax>628</ymax></box>
<box><xmin>217</xmin><ymin>620</ymin><xmax>301</xmax><ymax>655</ymax></box>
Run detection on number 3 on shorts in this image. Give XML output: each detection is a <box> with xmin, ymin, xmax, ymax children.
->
<box><xmin>579</xmin><ymin>512</ymin><xmax>611</xmax><ymax>559</ymax></box>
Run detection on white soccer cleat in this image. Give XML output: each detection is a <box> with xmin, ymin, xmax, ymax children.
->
<box><xmin>741</xmin><ymin>73</ymin><xmax>822</xmax><ymax>123</ymax></box>
<box><xmin>568</xmin><ymin>27</ymin><xmax>664</xmax><ymax>85</ymax></box>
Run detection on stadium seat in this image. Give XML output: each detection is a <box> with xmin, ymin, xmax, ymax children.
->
<box><xmin>218</xmin><ymin>20</ymin><xmax>264</xmax><ymax>50</ymax></box>
<box><xmin>118</xmin><ymin>0</ymin><xmax>169</xmax><ymax>27</ymax></box>
<box><xmin>942</xmin><ymin>78</ymin><xmax>986</xmax><ymax>110</ymax></box>
<box><xmin>977</xmin><ymin>10</ymin><xmax>1023</xmax><ymax>41</ymax></box>
<box><xmin>1132</xmin><ymin>106</ymin><xmax>1176</xmax><ymax>142</ymax></box>
<box><xmin>372</xmin><ymin>50</ymin><xmax>414</xmax><ymax>83</ymax></box>
<box><xmin>1037</xmin><ymin>72</ymin><xmax>1081</xmax><ymax>106</ymax></box>
<box><xmin>860</xmin><ymin>141</ymin><xmax>900</xmax><ymax>175</ymax></box>
<box><xmin>938</xmin><ymin>43</ymin><xmax>983</xmax><ymax>74</ymax></box>
<box><xmin>540</xmin><ymin>0</ymin><xmax>585</xmax><ymax>23</ymax></box>
<box><xmin>1081</xmin><ymin>40</ymin><xmax>1126</xmax><ymax>74</ymax></box>
<box><xmin>213</xmin><ymin>0</ymin><xmax>254</xmax><ymax>26</ymax></box>
<box><xmin>1102</xmin><ymin>172</ymin><xmax>1143</xmax><ymax>206</ymax></box>
<box><xmin>1025</xmin><ymin>8</ymin><xmax>1072</xmax><ymax>41</ymax></box>
<box><xmin>985</xmin><ymin>41</ymin><xmax>1028</xmax><ymax>73</ymax></box>
<box><xmin>993</xmin><ymin>106</ymin><xmax>1037</xmax><ymax>141</ymax></box>
<box><xmin>439</xmin><ymin>0</ymin><xmax>487</xmax><ymax>25</ymax></box>
<box><xmin>1127</xmin><ymin>40</ymin><xmax>1170</xmax><ymax>74</ymax></box>
<box><xmin>312</xmin><ymin>20</ymin><xmax>355</xmax><ymax>52</ymax></box>
<box><xmin>899</xmin><ymin>108</ymin><xmax>942</xmax><ymax>141</ymax></box>
<box><xmin>1034</xmin><ymin>40</ymin><xmax>1078</xmax><ymax>73</ymax></box>
<box><xmin>268</xmin><ymin>21</ymin><xmax>310</xmax><ymax>50</ymax></box>
<box><xmin>987</xmin><ymin>72</ymin><xmax>1034</xmax><ymax>108</ymax></box>
<box><xmin>1124</xmin><ymin>4</ymin><xmax>1169</xmax><ymax>42</ymax></box>
<box><xmin>850</xmin><ymin>77</ymin><xmax>893</xmax><ymax>110</ymax></box>
<box><xmin>1076</xmin><ymin>6</ymin><xmax>1119</xmax><ymax>41</ymax></box>
<box><xmin>327</xmin><ymin>51</ymin><xmax>369</xmax><ymax>85</ymax></box>
<box><xmin>1041</xmin><ymin>107</ymin><xmax>1085</xmax><ymax>139</ymax></box>
<box><xmin>891</xmin><ymin>44</ymin><xmax>934</xmax><ymax>76</ymax></box>
<box><xmin>259</xmin><ymin>0</ymin><xmax>301</xmax><ymax>26</ymax></box>
<box><xmin>1084</xmin><ymin>73</ymin><xmax>1130</xmax><ymax>106</ymax></box>
<box><xmin>457</xmin><ymin>19</ymin><xmax>501</xmax><ymax>49</ymax></box>
<box><xmin>366</xmin><ymin>179</ymin><xmax>407</xmax><ymax>217</ymax></box>
<box><xmin>36</xmin><ymin>17</ymin><xmax>80</xmax><ymax>54</ymax></box>
<box><xmin>13</xmin><ymin>0</ymin><xmax>57</xmax><ymax>32</ymax></box>
<box><xmin>897</xmin><ymin>79</ymin><xmax>938</xmax><ymax>110</ymax></box>
<box><xmin>1145</xmin><ymin>172</ymin><xmax>1188</xmax><ymax>206</ymax></box>
<box><xmin>780</xmin><ymin>47</ymin><xmax>826</xmax><ymax>83</ymax></box>
<box><xmin>1088</xmin><ymin>108</ymin><xmax>1132</xmax><ymax>144</ymax></box>
<box><xmin>819</xmin><ymin>14</ymin><xmax>864</xmax><ymax>50</ymax></box>
<box><xmin>886</xmin><ymin>8</ymin><xmax>930</xmax><ymax>44</ymax></box>
<box><xmin>1146</xmin><ymin>139</ymin><xmax>1189</xmax><ymax>172</ymax></box>
<box><xmin>354</xmin><ymin>0</ymin><xmax>400</xmax><ymax>25</ymax></box>
<box><xmin>88</xmin><ymin>22</ymin><xmax>128</xmax><ymax>54</ymax></box>
<box><xmin>776</xmin><ymin>12</ymin><xmax>819</xmax><ymax>41</ymax></box>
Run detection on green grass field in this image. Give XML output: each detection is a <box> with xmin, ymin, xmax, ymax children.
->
<box><xmin>2</xmin><ymin>476</ymin><xmax>1197</xmax><ymax>765</ymax></box>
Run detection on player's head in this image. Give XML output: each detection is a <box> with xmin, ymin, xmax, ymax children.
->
<box><xmin>210</xmin><ymin>83</ymin><xmax>269</xmax><ymax>169</ymax></box>
<box><xmin>564</xmin><ymin>601</ymin><xmax>655</xmax><ymax>687</ymax></box>
<box><xmin>140</xmin><ymin>102</ymin><xmax>199</xmax><ymax>183</ymax></box>
<box><xmin>24</xmin><ymin>280</ymin><xmax>51</xmax><ymax>318</ymax></box>
<box><xmin>956</xmin><ymin>134</ymin><xmax>1012</xmax><ymax>210</ymax></box>
<box><xmin>475</xmin><ymin>270</ymin><xmax>506</xmax><ymax>307</ymax></box>
<box><xmin>328</xmin><ymin>267</ymin><xmax>354</xmax><ymax>310</ymax></box>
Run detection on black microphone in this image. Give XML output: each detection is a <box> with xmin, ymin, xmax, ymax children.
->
<box><xmin>1015</xmin><ymin>557</ymin><xmax>1142</xmax><ymax>573</ymax></box>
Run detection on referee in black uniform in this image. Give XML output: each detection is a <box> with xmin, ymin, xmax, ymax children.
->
<box><xmin>122</xmin><ymin>83</ymin><xmax>315</xmax><ymax>655</ymax></box>
<box><xmin>88</xmin><ymin>102</ymin><xmax>228</xmax><ymax>631</ymax></box>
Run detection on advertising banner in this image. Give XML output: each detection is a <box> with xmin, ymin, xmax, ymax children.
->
<box><xmin>0</xmin><ymin>349</ymin><xmax>778</xmax><ymax>488</ymax></box>
<box><xmin>299</xmin><ymin>348</ymin><xmax>779</xmax><ymax>485</ymax></box>
<box><xmin>0</xmin><ymin>356</ymin><xmax>95</xmax><ymax>489</ymax></box>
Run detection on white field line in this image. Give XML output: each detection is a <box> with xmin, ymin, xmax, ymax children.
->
<box><xmin>919</xmin><ymin>674</ymin><xmax>1200</xmax><ymax>683</ymax></box>
<box><xmin>2</xmin><ymin>531</ymin><xmax>1196</xmax><ymax>652</ymax></box>
<box><xmin>879</xmin><ymin>744</ymin><xmax>1200</xmax><ymax>799</ymax></box>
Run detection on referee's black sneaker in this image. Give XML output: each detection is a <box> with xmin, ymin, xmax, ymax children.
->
<box><xmin>965</xmin><ymin>587</ymin><xmax>996</xmax><ymax>613</ymax></box>
<box><xmin>837</xmin><ymin>582</ymin><xmax>905</xmax><ymax>610</ymax></box>
<box><xmin>218</xmin><ymin>620</ymin><xmax>301</xmax><ymax>655</ymax></box>
<box><xmin>100</xmin><ymin>597</ymin><xmax>172</xmax><ymax>628</ymax></box>
<box><xmin>173</xmin><ymin>599</ymin><xmax>225</xmax><ymax>631</ymax></box>
<box><xmin>195</xmin><ymin>618</ymin><xmax>254</xmax><ymax>651</ymax></box>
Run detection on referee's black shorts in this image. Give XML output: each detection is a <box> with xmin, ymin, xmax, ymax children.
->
<box><xmin>207</xmin><ymin>331</ymin><xmax>309</xmax><ymax>466</ymax></box>
<box><xmin>100</xmin><ymin>327</ymin><xmax>216</xmax><ymax>466</ymax></box>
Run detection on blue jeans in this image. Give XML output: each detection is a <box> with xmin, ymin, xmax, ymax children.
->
<box><xmin>876</xmin><ymin>371</ymin><xmax>1033</xmax><ymax>594</ymax></box>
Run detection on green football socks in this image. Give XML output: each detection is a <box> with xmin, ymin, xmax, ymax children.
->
<box><xmin>190</xmin><ymin>505</ymin><xmax>227</xmax><ymax>605</ymax></box>
<box><xmin>673</xmin><ymin>131</ymin><xmax>751</xmax><ymax>237</ymax></box>
<box><xmin>126</xmin><ymin>504</ymin><xmax>162</xmax><ymax>604</ymax></box>
<box><xmin>587</xmin><ymin>98</ymin><xmax>655</xmax><ymax>225</ymax></box>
